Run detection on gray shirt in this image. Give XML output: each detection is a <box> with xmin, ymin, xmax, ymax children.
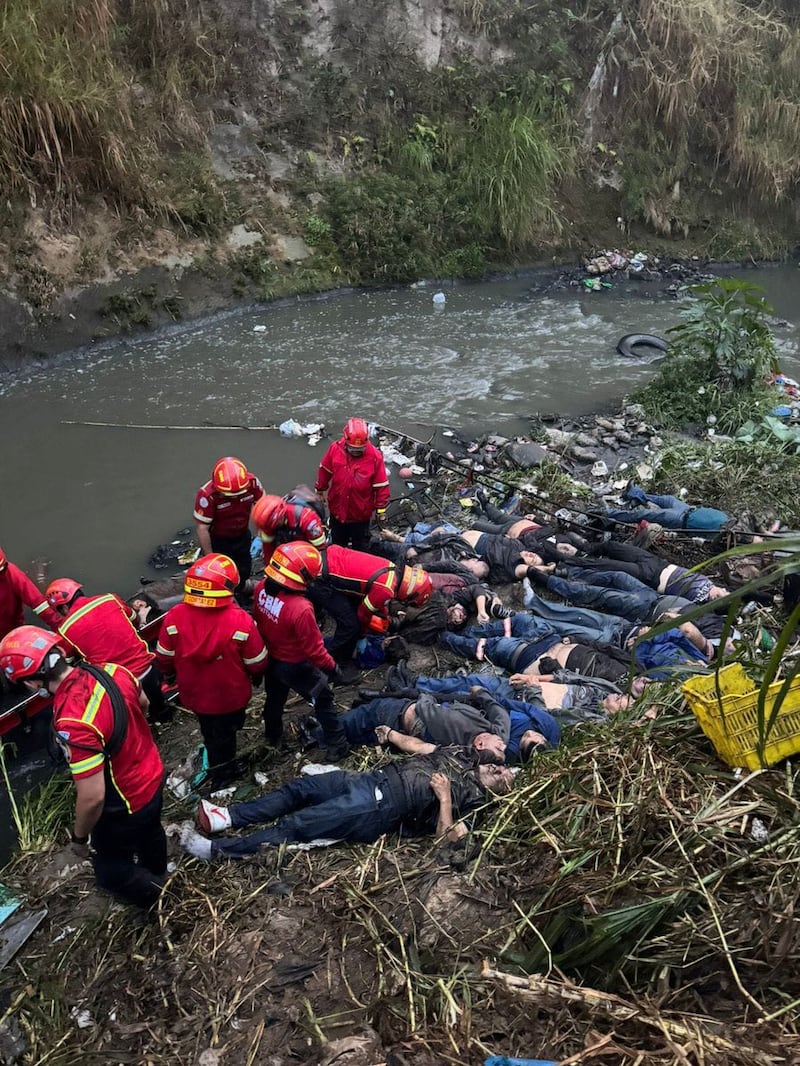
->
<box><xmin>415</xmin><ymin>690</ymin><xmax>511</xmax><ymax>745</ymax></box>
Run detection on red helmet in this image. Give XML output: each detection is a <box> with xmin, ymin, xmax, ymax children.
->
<box><xmin>46</xmin><ymin>578</ymin><xmax>83</xmax><ymax>609</ymax></box>
<box><xmin>252</xmin><ymin>494</ymin><xmax>288</xmax><ymax>537</ymax></box>
<box><xmin>184</xmin><ymin>553</ymin><xmax>239</xmax><ymax>608</ymax></box>
<box><xmin>265</xmin><ymin>542</ymin><xmax>323</xmax><ymax>590</ymax></box>
<box><xmin>0</xmin><ymin>625</ymin><xmax>65</xmax><ymax>683</ymax></box>
<box><xmin>212</xmin><ymin>457</ymin><xmax>250</xmax><ymax>496</ymax></box>
<box><xmin>0</xmin><ymin>546</ymin><xmax>7</xmax><ymax>573</ymax></box>
<box><xmin>343</xmin><ymin>417</ymin><xmax>369</xmax><ymax>450</ymax></box>
<box><xmin>396</xmin><ymin>565</ymin><xmax>432</xmax><ymax>607</ymax></box>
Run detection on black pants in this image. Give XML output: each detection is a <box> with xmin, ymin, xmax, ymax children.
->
<box><xmin>196</xmin><ymin>709</ymin><xmax>246</xmax><ymax>785</ymax></box>
<box><xmin>263</xmin><ymin>659</ymin><xmax>345</xmax><ymax>748</ymax></box>
<box><xmin>330</xmin><ymin>517</ymin><xmax>371</xmax><ymax>551</ymax></box>
<box><xmin>570</xmin><ymin>541</ymin><xmax>663</xmax><ymax>588</ymax></box>
<box><xmin>141</xmin><ymin>664</ymin><xmax>171</xmax><ymax>722</ymax></box>
<box><xmin>91</xmin><ymin>789</ymin><xmax>167</xmax><ymax>909</ymax></box>
<box><xmin>307</xmin><ymin>582</ymin><xmax>361</xmax><ymax>663</ymax></box>
<box><xmin>211</xmin><ymin>531</ymin><xmax>252</xmax><ymax>600</ymax></box>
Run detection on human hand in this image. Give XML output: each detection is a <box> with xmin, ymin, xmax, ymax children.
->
<box><xmin>69</xmin><ymin>833</ymin><xmax>90</xmax><ymax>860</ymax></box>
<box><xmin>476</xmin><ymin>610</ymin><xmax>490</xmax><ymax>624</ymax></box>
<box><xmin>429</xmin><ymin>772</ymin><xmax>451</xmax><ymax>800</ymax></box>
<box><xmin>374</xmin><ymin>725</ymin><xmax>392</xmax><ymax>745</ymax></box>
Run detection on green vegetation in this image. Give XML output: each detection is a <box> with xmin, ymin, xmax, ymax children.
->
<box><xmin>632</xmin><ymin>280</ymin><xmax>780</xmax><ymax>431</ymax></box>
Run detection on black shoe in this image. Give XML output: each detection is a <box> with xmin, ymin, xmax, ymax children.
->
<box><xmin>297</xmin><ymin>717</ymin><xmax>319</xmax><ymax>753</ymax></box>
<box><xmin>385</xmin><ymin>661</ymin><xmax>418</xmax><ymax>692</ymax></box>
<box><xmin>354</xmin><ymin>688</ymin><xmax>382</xmax><ymax>705</ymax></box>
<box><xmin>323</xmin><ymin>741</ymin><xmax>350</xmax><ymax>763</ymax></box>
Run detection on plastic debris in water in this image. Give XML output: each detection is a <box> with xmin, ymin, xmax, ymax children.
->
<box><xmin>432</xmin><ymin>291</ymin><xmax>446</xmax><ymax>306</ymax></box>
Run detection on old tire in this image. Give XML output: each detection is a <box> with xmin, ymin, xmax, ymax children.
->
<box><xmin>616</xmin><ymin>333</ymin><xmax>669</xmax><ymax>358</ymax></box>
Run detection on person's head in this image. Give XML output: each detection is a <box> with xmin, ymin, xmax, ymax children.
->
<box><xmin>519</xmin><ymin>729</ymin><xmax>551</xmax><ymax>763</ymax></box>
<box><xmin>461</xmin><ymin>558</ymin><xmax>490</xmax><ymax>580</ymax></box>
<box><xmin>129</xmin><ymin>592</ymin><xmax>158</xmax><ymax>626</ymax></box>
<box><xmin>46</xmin><ymin>578</ymin><xmax>83</xmax><ymax>616</ymax></box>
<box><xmin>472</xmin><ymin>731</ymin><xmax>506</xmax><ymax>763</ymax></box>
<box><xmin>602</xmin><ymin>692</ymin><xmax>632</xmax><ymax>714</ymax></box>
<box><xmin>0</xmin><ymin>625</ymin><xmax>69</xmax><ymax>693</ymax></box>
<box><xmin>265</xmin><ymin>541</ymin><xmax>323</xmax><ymax>592</ymax></box>
<box><xmin>475</xmin><ymin>762</ymin><xmax>515</xmax><ymax>795</ymax></box>
<box><xmin>211</xmin><ymin>456</ymin><xmax>250</xmax><ymax>497</ymax></box>
<box><xmin>343</xmin><ymin>417</ymin><xmax>369</xmax><ymax>455</ymax></box>
<box><xmin>446</xmin><ymin>603</ymin><xmax>467</xmax><ymax>628</ymax></box>
<box><xmin>252</xmin><ymin>494</ymin><xmax>288</xmax><ymax>537</ymax></box>
<box><xmin>396</xmin><ymin>565</ymin><xmax>433</xmax><ymax>608</ymax></box>
<box><xmin>183</xmin><ymin>553</ymin><xmax>238</xmax><ymax>608</ymax></box>
<box><xmin>707</xmin><ymin>584</ymin><xmax>729</xmax><ymax>601</ymax></box>
<box><xmin>520</xmin><ymin>551</ymin><xmax>544</xmax><ymax>567</ymax></box>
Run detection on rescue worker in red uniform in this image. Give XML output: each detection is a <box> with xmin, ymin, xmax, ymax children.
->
<box><xmin>0</xmin><ymin>626</ymin><xmax>167</xmax><ymax>909</ymax></box>
<box><xmin>252</xmin><ymin>542</ymin><xmax>348</xmax><ymax>759</ymax></box>
<box><xmin>309</xmin><ymin>544</ymin><xmax>433</xmax><ymax>681</ymax></box>
<box><xmin>252</xmin><ymin>487</ymin><xmax>327</xmax><ymax>566</ymax></box>
<box><xmin>193</xmin><ymin>457</ymin><xmax>264</xmax><ymax>600</ymax></box>
<box><xmin>0</xmin><ymin>546</ymin><xmax>60</xmax><ymax>642</ymax></box>
<box><xmin>315</xmin><ymin>418</ymin><xmax>390</xmax><ymax>550</ymax></box>
<box><xmin>156</xmin><ymin>554</ymin><xmax>267</xmax><ymax>787</ymax></box>
<box><xmin>46</xmin><ymin>578</ymin><xmax>170</xmax><ymax>723</ymax></box>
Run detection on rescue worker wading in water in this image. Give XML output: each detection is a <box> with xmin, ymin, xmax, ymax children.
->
<box><xmin>252</xmin><ymin>542</ymin><xmax>349</xmax><ymax>760</ymax></box>
<box><xmin>46</xmin><ymin>577</ymin><xmax>170</xmax><ymax>722</ymax></box>
<box><xmin>0</xmin><ymin>545</ymin><xmax>60</xmax><ymax>643</ymax></box>
<box><xmin>309</xmin><ymin>545</ymin><xmax>433</xmax><ymax>683</ymax></box>
<box><xmin>193</xmin><ymin>457</ymin><xmax>263</xmax><ymax>602</ymax></box>
<box><xmin>0</xmin><ymin>626</ymin><xmax>167</xmax><ymax>910</ymax></box>
<box><xmin>156</xmin><ymin>554</ymin><xmax>267</xmax><ymax>788</ymax></box>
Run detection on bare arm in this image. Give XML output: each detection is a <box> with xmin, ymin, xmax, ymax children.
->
<box><xmin>374</xmin><ymin>725</ymin><xmax>437</xmax><ymax>755</ymax></box>
<box><xmin>430</xmin><ymin>772</ymin><xmax>467</xmax><ymax>843</ymax></box>
<box><xmin>195</xmin><ymin>522</ymin><xmax>212</xmax><ymax>555</ymax></box>
<box><xmin>678</xmin><ymin>620</ymin><xmax>714</xmax><ymax>656</ymax></box>
<box><xmin>73</xmin><ymin>773</ymin><xmax>106</xmax><ymax>839</ymax></box>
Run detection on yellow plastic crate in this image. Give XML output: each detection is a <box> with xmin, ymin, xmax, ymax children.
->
<box><xmin>683</xmin><ymin>663</ymin><xmax>800</xmax><ymax>770</ymax></box>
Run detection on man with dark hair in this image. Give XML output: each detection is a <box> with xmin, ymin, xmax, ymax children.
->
<box><xmin>181</xmin><ymin>748</ymin><xmax>515</xmax><ymax>860</ymax></box>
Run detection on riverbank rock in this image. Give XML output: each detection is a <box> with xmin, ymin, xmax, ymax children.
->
<box><xmin>570</xmin><ymin>444</ymin><xmax>599</xmax><ymax>462</ymax></box>
<box><xmin>504</xmin><ymin>441</ymin><xmax>548</xmax><ymax>468</ymax></box>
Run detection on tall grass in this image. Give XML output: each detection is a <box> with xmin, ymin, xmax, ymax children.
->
<box><xmin>630</xmin><ymin>0</ymin><xmax>800</xmax><ymax>206</ymax></box>
<box><xmin>0</xmin><ymin>0</ymin><xmax>219</xmax><ymax>210</ymax></box>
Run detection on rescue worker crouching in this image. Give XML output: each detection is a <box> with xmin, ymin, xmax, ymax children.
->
<box><xmin>252</xmin><ymin>542</ymin><xmax>349</xmax><ymax>761</ymax></box>
<box><xmin>309</xmin><ymin>544</ymin><xmax>433</xmax><ymax>682</ymax></box>
<box><xmin>0</xmin><ymin>626</ymin><xmax>167</xmax><ymax>910</ymax></box>
<box><xmin>315</xmin><ymin>417</ymin><xmax>390</xmax><ymax>550</ymax></box>
<box><xmin>156</xmin><ymin>554</ymin><xmax>267</xmax><ymax>788</ymax></box>
<box><xmin>46</xmin><ymin>577</ymin><xmax>171</xmax><ymax>723</ymax></box>
<box><xmin>193</xmin><ymin>457</ymin><xmax>263</xmax><ymax>602</ymax></box>
<box><xmin>251</xmin><ymin>488</ymin><xmax>327</xmax><ymax>566</ymax></box>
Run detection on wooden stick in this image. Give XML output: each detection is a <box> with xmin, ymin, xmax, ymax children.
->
<box><xmin>61</xmin><ymin>420</ymin><xmax>279</xmax><ymax>431</ymax></box>
<box><xmin>480</xmin><ymin>963</ymin><xmax>780</xmax><ymax>1064</ymax></box>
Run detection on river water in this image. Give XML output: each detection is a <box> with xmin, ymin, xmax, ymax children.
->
<box><xmin>0</xmin><ymin>263</ymin><xmax>798</xmax><ymax>857</ymax></box>
<box><xmin>2</xmin><ymin>265</ymin><xmax>798</xmax><ymax>595</ymax></box>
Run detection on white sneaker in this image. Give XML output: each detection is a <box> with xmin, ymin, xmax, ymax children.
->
<box><xmin>196</xmin><ymin>799</ymin><xmax>232</xmax><ymax>833</ymax></box>
<box><xmin>179</xmin><ymin>823</ymin><xmax>213</xmax><ymax>861</ymax></box>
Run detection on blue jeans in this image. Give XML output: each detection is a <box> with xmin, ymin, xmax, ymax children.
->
<box><xmin>522</xmin><ymin>588</ymin><xmax>628</xmax><ymax>645</ymax></box>
<box><xmin>544</xmin><ymin>569</ymin><xmax>657</xmax><ymax>622</ymax></box>
<box><xmin>442</xmin><ymin>632</ymin><xmax>546</xmax><ymax>671</ymax></box>
<box><xmin>417</xmin><ymin>673</ymin><xmax>516</xmax><ymax>700</ymax></box>
<box><xmin>606</xmin><ymin>490</ymin><xmax>728</xmax><ymax>534</ymax></box>
<box><xmin>335</xmin><ymin>698</ymin><xmax>408</xmax><ymax>746</ymax></box>
<box><xmin>212</xmin><ymin>770</ymin><xmax>403</xmax><ymax>857</ymax></box>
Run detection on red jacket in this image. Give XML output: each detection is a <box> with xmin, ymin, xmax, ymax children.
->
<box><xmin>155</xmin><ymin>602</ymin><xmax>267</xmax><ymax>715</ymax></box>
<box><xmin>315</xmin><ymin>440</ymin><xmax>390</xmax><ymax>524</ymax></box>
<box><xmin>193</xmin><ymin>476</ymin><xmax>264</xmax><ymax>540</ymax></box>
<box><xmin>58</xmin><ymin>594</ymin><xmax>154</xmax><ymax>678</ymax></box>
<box><xmin>252</xmin><ymin>579</ymin><xmax>335</xmax><ymax>671</ymax></box>
<box><xmin>54</xmin><ymin>663</ymin><xmax>163</xmax><ymax>814</ymax></box>
<box><xmin>0</xmin><ymin>562</ymin><xmax>61</xmax><ymax>639</ymax></box>
<box><xmin>260</xmin><ymin>503</ymin><xmax>327</xmax><ymax>565</ymax></box>
<box><xmin>322</xmin><ymin>545</ymin><xmax>399</xmax><ymax>632</ymax></box>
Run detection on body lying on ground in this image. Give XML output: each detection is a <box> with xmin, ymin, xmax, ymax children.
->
<box><xmin>181</xmin><ymin>747</ymin><xmax>515</xmax><ymax>860</ymax></box>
